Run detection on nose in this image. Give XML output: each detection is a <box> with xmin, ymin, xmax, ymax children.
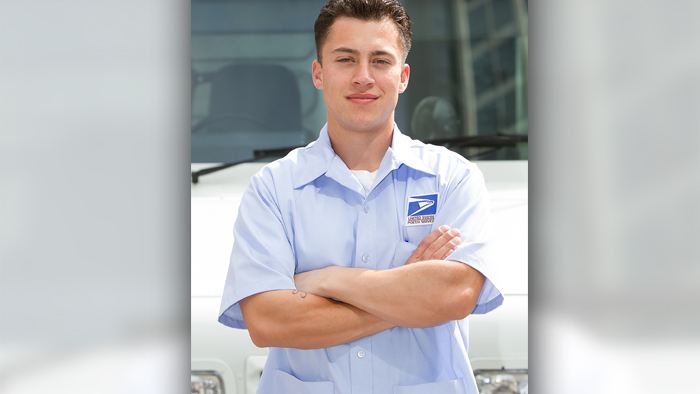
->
<box><xmin>352</xmin><ymin>63</ymin><xmax>374</xmax><ymax>87</ymax></box>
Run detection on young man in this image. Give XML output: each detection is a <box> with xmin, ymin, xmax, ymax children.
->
<box><xmin>219</xmin><ymin>1</ymin><xmax>503</xmax><ymax>393</ymax></box>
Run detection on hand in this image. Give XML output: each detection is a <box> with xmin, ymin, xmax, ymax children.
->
<box><xmin>294</xmin><ymin>267</ymin><xmax>331</xmax><ymax>297</ymax></box>
<box><xmin>405</xmin><ymin>225</ymin><xmax>462</xmax><ymax>265</ymax></box>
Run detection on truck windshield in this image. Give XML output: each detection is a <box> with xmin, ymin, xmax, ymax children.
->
<box><xmin>191</xmin><ymin>0</ymin><xmax>528</xmax><ymax>163</ymax></box>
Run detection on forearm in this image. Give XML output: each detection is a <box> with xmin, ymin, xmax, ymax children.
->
<box><xmin>306</xmin><ymin>261</ymin><xmax>485</xmax><ymax>328</ymax></box>
<box><xmin>239</xmin><ymin>289</ymin><xmax>394</xmax><ymax>350</ymax></box>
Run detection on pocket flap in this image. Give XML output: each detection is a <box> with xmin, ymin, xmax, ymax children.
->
<box><xmin>271</xmin><ymin>370</ymin><xmax>334</xmax><ymax>394</ymax></box>
<box><xmin>393</xmin><ymin>378</ymin><xmax>466</xmax><ymax>394</ymax></box>
<box><xmin>391</xmin><ymin>241</ymin><xmax>418</xmax><ymax>268</ymax></box>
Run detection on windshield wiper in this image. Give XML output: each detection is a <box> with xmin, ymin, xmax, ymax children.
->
<box><xmin>191</xmin><ymin>146</ymin><xmax>299</xmax><ymax>184</ymax></box>
<box><xmin>191</xmin><ymin>134</ymin><xmax>527</xmax><ymax>184</ymax></box>
<box><xmin>427</xmin><ymin>133</ymin><xmax>527</xmax><ymax>147</ymax></box>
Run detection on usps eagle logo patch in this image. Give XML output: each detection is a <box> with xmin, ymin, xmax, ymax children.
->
<box><xmin>406</xmin><ymin>193</ymin><xmax>438</xmax><ymax>226</ymax></box>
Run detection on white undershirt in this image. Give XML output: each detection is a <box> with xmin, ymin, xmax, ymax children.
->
<box><xmin>351</xmin><ymin>169</ymin><xmax>378</xmax><ymax>194</ymax></box>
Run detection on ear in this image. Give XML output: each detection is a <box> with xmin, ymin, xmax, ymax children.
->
<box><xmin>312</xmin><ymin>60</ymin><xmax>323</xmax><ymax>90</ymax></box>
<box><xmin>398</xmin><ymin>63</ymin><xmax>410</xmax><ymax>93</ymax></box>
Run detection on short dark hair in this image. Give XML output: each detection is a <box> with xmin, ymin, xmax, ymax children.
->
<box><xmin>314</xmin><ymin>0</ymin><xmax>412</xmax><ymax>64</ymax></box>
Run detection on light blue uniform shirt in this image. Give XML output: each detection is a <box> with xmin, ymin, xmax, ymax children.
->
<box><xmin>219</xmin><ymin>124</ymin><xmax>503</xmax><ymax>394</ymax></box>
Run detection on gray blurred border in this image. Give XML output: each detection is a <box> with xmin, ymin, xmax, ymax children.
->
<box><xmin>531</xmin><ymin>1</ymin><xmax>700</xmax><ymax>393</ymax></box>
<box><xmin>0</xmin><ymin>1</ymin><xmax>191</xmax><ymax>392</ymax></box>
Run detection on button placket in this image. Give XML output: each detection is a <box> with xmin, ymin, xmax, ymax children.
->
<box><xmin>356</xmin><ymin>197</ymin><xmax>376</xmax><ymax>267</ymax></box>
<box><xmin>350</xmin><ymin>337</ymin><xmax>373</xmax><ymax>393</ymax></box>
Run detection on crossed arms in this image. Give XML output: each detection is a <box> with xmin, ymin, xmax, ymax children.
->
<box><xmin>239</xmin><ymin>225</ymin><xmax>486</xmax><ymax>350</ymax></box>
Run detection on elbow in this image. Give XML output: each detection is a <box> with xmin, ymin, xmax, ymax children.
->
<box><xmin>247</xmin><ymin>316</ymin><xmax>303</xmax><ymax>349</ymax></box>
<box><xmin>247</xmin><ymin>321</ymin><xmax>319</xmax><ymax>350</ymax></box>
<box><xmin>448</xmin><ymin>287</ymin><xmax>479</xmax><ymax>321</ymax></box>
<box><xmin>240</xmin><ymin>294</ymin><xmax>282</xmax><ymax>348</ymax></box>
<box><xmin>244</xmin><ymin>314</ymin><xmax>282</xmax><ymax>348</ymax></box>
<box><xmin>246</xmin><ymin>321</ymin><xmax>272</xmax><ymax>348</ymax></box>
<box><xmin>447</xmin><ymin>265</ymin><xmax>485</xmax><ymax>320</ymax></box>
<box><xmin>248</xmin><ymin>332</ymin><xmax>270</xmax><ymax>348</ymax></box>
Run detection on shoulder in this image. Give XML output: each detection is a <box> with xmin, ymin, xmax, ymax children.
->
<box><xmin>249</xmin><ymin>141</ymin><xmax>325</xmax><ymax>191</ymax></box>
<box><xmin>400</xmin><ymin>134</ymin><xmax>482</xmax><ymax>180</ymax></box>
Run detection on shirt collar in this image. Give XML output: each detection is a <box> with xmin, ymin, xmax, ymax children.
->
<box><xmin>292</xmin><ymin>123</ymin><xmax>435</xmax><ymax>189</ymax></box>
<box><xmin>387</xmin><ymin>125</ymin><xmax>435</xmax><ymax>176</ymax></box>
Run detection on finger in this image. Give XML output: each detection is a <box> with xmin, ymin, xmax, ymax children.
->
<box><xmin>423</xmin><ymin>233</ymin><xmax>459</xmax><ymax>261</ymax></box>
<box><xmin>406</xmin><ymin>226</ymin><xmax>449</xmax><ymax>265</ymax></box>
<box><xmin>420</xmin><ymin>228</ymin><xmax>460</xmax><ymax>261</ymax></box>
<box><xmin>430</xmin><ymin>236</ymin><xmax>461</xmax><ymax>260</ymax></box>
<box><xmin>409</xmin><ymin>225</ymin><xmax>450</xmax><ymax>261</ymax></box>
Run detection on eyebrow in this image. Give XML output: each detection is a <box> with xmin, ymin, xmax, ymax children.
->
<box><xmin>330</xmin><ymin>47</ymin><xmax>396</xmax><ymax>59</ymax></box>
<box><xmin>330</xmin><ymin>47</ymin><xmax>359</xmax><ymax>56</ymax></box>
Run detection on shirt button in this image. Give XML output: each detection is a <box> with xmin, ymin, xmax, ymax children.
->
<box><xmin>362</xmin><ymin>254</ymin><xmax>370</xmax><ymax>263</ymax></box>
<box><xmin>363</xmin><ymin>205</ymin><xmax>370</xmax><ymax>213</ymax></box>
<box><xmin>357</xmin><ymin>350</ymin><xmax>366</xmax><ymax>358</ymax></box>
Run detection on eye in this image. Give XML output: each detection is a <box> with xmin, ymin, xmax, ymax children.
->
<box><xmin>374</xmin><ymin>59</ymin><xmax>391</xmax><ymax>65</ymax></box>
<box><xmin>338</xmin><ymin>58</ymin><xmax>353</xmax><ymax>63</ymax></box>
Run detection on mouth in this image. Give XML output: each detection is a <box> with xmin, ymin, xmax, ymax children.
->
<box><xmin>346</xmin><ymin>94</ymin><xmax>378</xmax><ymax>105</ymax></box>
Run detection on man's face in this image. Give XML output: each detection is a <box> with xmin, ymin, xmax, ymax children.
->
<box><xmin>312</xmin><ymin>16</ymin><xmax>410</xmax><ymax>135</ymax></box>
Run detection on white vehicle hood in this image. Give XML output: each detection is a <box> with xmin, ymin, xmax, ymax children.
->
<box><xmin>191</xmin><ymin>161</ymin><xmax>527</xmax><ymax>297</ymax></box>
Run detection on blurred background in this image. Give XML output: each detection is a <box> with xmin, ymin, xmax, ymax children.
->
<box><xmin>191</xmin><ymin>0</ymin><xmax>528</xmax><ymax>164</ymax></box>
<box><xmin>0</xmin><ymin>1</ymin><xmax>191</xmax><ymax>393</ymax></box>
<box><xmin>531</xmin><ymin>1</ymin><xmax>700</xmax><ymax>392</ymax></box>
<box><xmin>1</xmin><ymin>1</ymin><xmax>699</xmax><ymax>393</ymax></box>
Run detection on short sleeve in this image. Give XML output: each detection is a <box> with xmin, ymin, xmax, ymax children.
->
<box><xmin>218</xmin><ymin>172</ymin><xmax>297</xmax><ymax>329</ymax></box>
<box><xmin>437</xmin><ymin>163</ymin><xmax>503</xmax><ymax>314</ymax></box>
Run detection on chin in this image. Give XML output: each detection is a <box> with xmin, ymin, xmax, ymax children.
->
<box><xmin>347</xmin><ymin>120</ymin><xmax>386</xmax><ymax>133</ymax></box>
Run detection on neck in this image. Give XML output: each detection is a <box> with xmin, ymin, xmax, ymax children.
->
<box><xmin>327</xmin><ymin>120</ymin><xmax>394</xmax><ymax>172</ymax></box>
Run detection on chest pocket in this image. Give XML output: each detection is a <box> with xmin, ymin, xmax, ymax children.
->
<box><xmin>392</xmin><ymin>169</ymin><xmax>440</xmax><ymax>245</ymax></box>
<box><xmin>404</xmin><ymin>224</ymin><xmax>434</xmax><ymax>245</ymax></box>
<box><xmin>389</xmin><ymin>224</ymin><xmax>433</xmax><ymax>269</ymax></box>
<box><xmin>400</xmin><ymin>191</ymin><xmax>440</xmax><ymax>245</ymax></box>
<box><xmin>391</xmin><ymin>196</ymin><xmax>437</xmax><ymax>268</ymax></box>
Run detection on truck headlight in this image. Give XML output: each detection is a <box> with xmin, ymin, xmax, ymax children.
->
<box><xmin>474</xmin><ymin>369</ymin><xmax>528</xmax><ymax>394</ymax></box>
<box><xmin>191</xmin><ymin>371</ymin><xmax>224</xmax><ymax>394</ymax></box>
